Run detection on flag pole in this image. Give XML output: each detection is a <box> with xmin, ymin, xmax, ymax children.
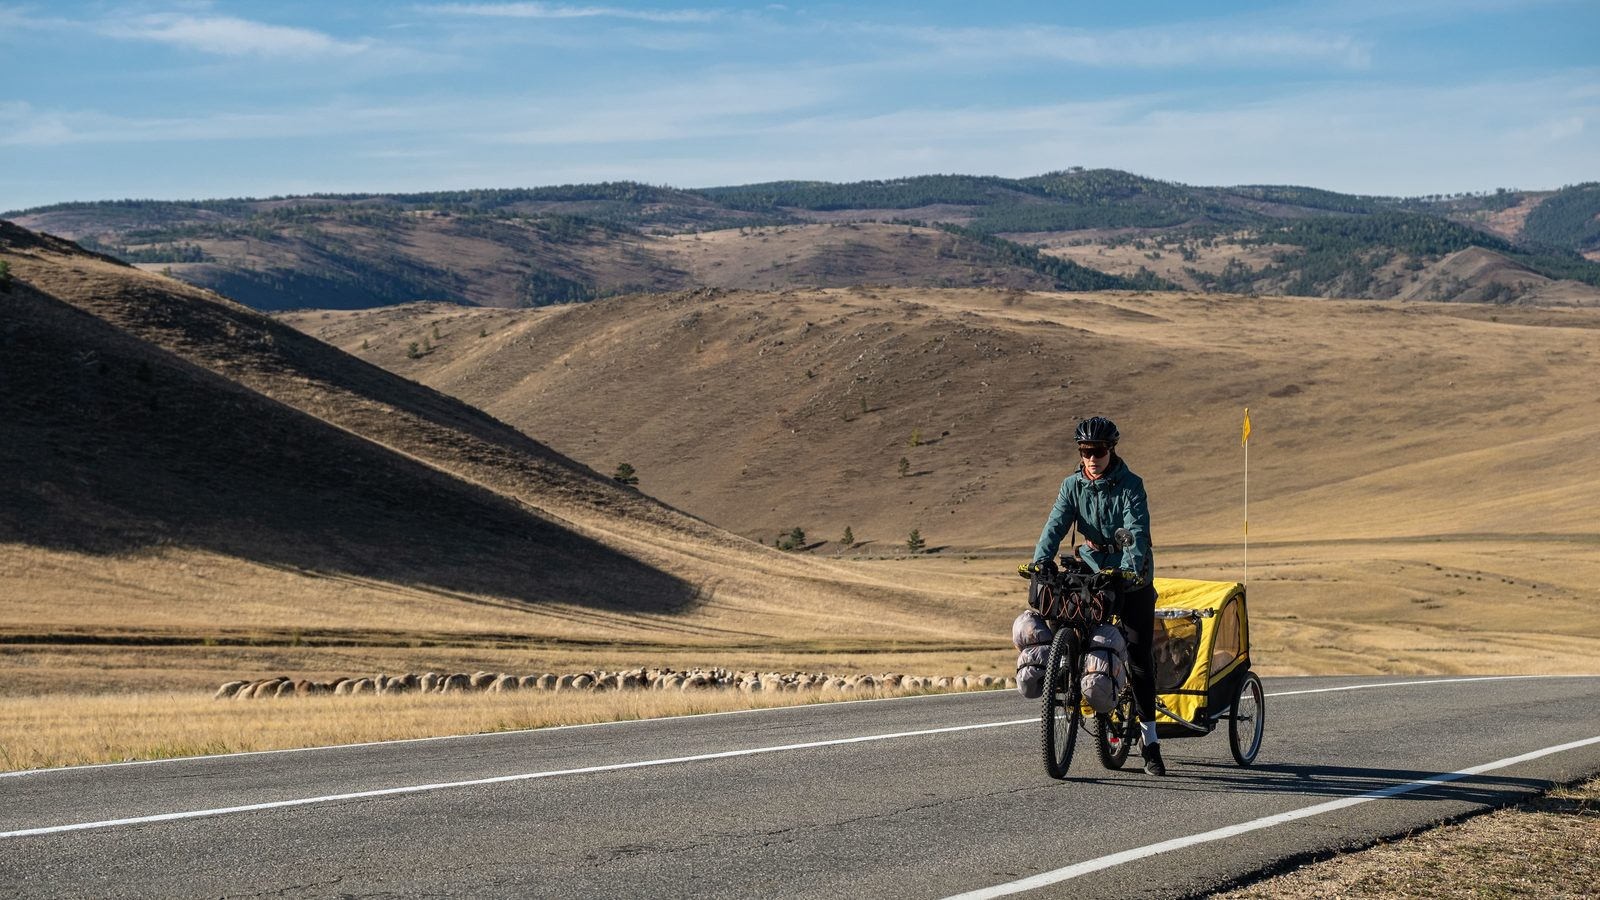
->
<box><xmin>1242</xmin><ymin>407</ymin><xmax>1250</xmax><ymax>587</ymax></box>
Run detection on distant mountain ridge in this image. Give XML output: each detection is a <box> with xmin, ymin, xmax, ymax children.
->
<box><xmin>8</xmin><ymin>170</ymin><xmax>1599</xmax><ymax>309</ymax></box>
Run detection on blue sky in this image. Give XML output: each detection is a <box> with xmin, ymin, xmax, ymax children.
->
<box><xmin>3</xmin><ymin>0</ymin><xmax>1596</xmax><ymax>210</ymax></box>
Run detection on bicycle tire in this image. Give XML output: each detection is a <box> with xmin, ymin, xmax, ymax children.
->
<box><xmin>1096</xmin><ymin>690</ymin><xmax>1135</xmax><ymax>770</ymax></box>
<box><xmin>1229</xmin><ymin>671</ymin><xmax>1265</xmax><ymax>766</ymax></box>
<box><xmin>1041</xmin><ymin>627</ymin><xmax>1081</xmax><ymax>779</ymax></box>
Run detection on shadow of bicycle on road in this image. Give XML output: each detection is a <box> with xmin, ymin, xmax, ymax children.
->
<box><xmin>1064</xmin><ymin>757</ymin><xmax>1553</xmax><ymax>809</ymax></box>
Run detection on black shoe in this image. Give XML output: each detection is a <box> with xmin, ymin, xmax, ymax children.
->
<box><xmin>1142</xmin><ymin>742</ymin><xmax>1166</xmax><ymax>776</ymax></box>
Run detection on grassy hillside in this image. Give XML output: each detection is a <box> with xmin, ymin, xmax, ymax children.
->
<box><xmin>8</xmin><ymin>222</ymin><xmax>1600</xmax><ymax>768</ymax></box>
<box><xmin>0</xmin><ymin>222</ymin><xmax>1028</xmax><ymax>694</ymax></box>
<box><xmin>283</xmin><ymin>286</ymin><xmax>1600</xmax><ymax>548</ymax></box>
<box><xmin>283</xmin><ymin>285</ymin><xmax>1600</xmax><ymax>677</ymax></box>
<box><xmin>1036</xmin><ymin>217</ymin><xmax>1600</xmax><ymax>304</ymax></box>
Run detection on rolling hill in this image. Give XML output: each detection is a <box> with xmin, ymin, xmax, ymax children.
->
<box><xmin>5</xmin><ymin>218</ymin><xmax>1599</xmax><ymax>696</ymax></box>
<box><xmin>0</xmin><ymin>221</ymin><xmax>1014</xmax><ymax>666</ymax></box>
<box><xmin>280</xmin><ymin>286</ymin><xmax>1600</xmax><ymax>552</ymax></box>
<box><xmin>280</xmin><ymin>283</ymin><xmax>1600</xmax><ymax>676</ymax></box>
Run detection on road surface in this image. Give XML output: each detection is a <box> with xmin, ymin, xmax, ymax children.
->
<box><xmin>3</xmin><ymin>675</ymin><xmax>1599</xmax><ymax>898</ymax></box>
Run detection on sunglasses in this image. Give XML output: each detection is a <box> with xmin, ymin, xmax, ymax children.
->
<box><xmin>1078</xmin><ymin>445</ymin><xmax>1110</xmax><ymax>459</ymax></box>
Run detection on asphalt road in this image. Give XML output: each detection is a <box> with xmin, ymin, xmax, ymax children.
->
<box><xmin>3</xmin><ymin>675</ymin><xmax>1599</xmax><ymax>899</ymax></box>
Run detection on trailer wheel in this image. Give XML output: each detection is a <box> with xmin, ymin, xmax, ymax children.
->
<box><xmin>1229</xmin><ymin>672</ymin><xmax>1265</xmax><ymax>766</ymax></box>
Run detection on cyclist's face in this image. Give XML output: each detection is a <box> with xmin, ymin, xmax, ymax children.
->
<box><xmin>1078</xmin><ymin>443</ymin><xmax>1111</xmax><ymax>478</ymax></box>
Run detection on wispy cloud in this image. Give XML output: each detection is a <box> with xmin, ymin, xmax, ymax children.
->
<box><xmin>101</xmin><ymin>13</ymin><xmax>373</xmax><ymax>58</ymax></box>
<box><xmin>1293</xmin><ymin>0</ymin><xmax>1586</xmax><ymax>26</ymax></box>
<box><xmin>12</xmin><ymin>65</ymin><xmax>1595</xmax><ymax>198</ymax></box>
<box><xmin>482</xmin><ymin>68</ymin><xmax>838</xmax><ymax>144</ymax></box>
<box><xmin>0</xmin><ymin>6</ymin><xmax>74</xmax><ymax>31</ymax></box>
<box><xmin>713</xmin><ymin>72</ymin><xmax>1599</xmax><ymax>194</ymax></box>
<box><xmin>420</xmin><ymin>3</ymin><xmax>720</xmax><ymax>23</ymax></box>
<box><xmin>0</xmin><ymin>101</ymin><xmax>421</xmax><ymax>147</ymax></box>
<box><xmin>871</xmin><ymin>23</ymin><xmax>1372</xmax><ymax>70</ymax></box>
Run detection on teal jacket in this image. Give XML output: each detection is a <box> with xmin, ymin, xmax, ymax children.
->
<box><xmin>1031</xmin><ymin>455</ymin><xmax>1154</xmax><ymax>581</ymax></box>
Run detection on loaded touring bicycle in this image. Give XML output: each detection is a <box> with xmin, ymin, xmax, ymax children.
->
<box><xmin>1029</xmin><ymin>535</ymin><xmax>1264</xmax><ymax>778</ymax></box>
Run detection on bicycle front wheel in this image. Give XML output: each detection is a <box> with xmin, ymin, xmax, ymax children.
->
<box><xmin>1041</xmin><ymin>628</ymin><xmax>1081</xmax><ymax>779</ymax></box>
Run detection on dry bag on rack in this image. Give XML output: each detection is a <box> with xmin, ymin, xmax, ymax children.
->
<box><xmin>1012</xmin><ymin>609</ymin><xmax>1053</xmax><ymax>699</ymax></box>
<box><xmin>1080</xmin><ymin>623</ymin><xmax>1129</xmax><ymax>714</ymax></box>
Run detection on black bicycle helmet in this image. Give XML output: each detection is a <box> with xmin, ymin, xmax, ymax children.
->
<box><xmin>1074</xmin><ymin>416</ymin><xmax>1120</xmax><ymax>445</ymax></box>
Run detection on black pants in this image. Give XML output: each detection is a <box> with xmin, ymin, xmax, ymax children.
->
<box><xmin>1119</xmin><ymin>583</ymin><xmax>1158</xmax><ymax>728</ymax></box>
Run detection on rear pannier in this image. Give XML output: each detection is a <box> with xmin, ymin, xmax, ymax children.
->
<box><xmin>1079</xmin><ymin>623</ymin><xmax>1129</xmax><ymax>714</ymax></box>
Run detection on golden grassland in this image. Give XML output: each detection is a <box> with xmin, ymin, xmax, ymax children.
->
<box><xmin>5</xmin><ymin>536</ymin><xmax>1597</xmax><ymax>770</ymax></box>
<box><xmin>5</xmin><ymin>235</ymin><xmax>1598</xmax><ymax>772</ymax></box>
<box><xmin>1215</xmin><ymin>775</ymin><xmax>1600</xmax><ymax>899</ymax></box>
<box><xmin>8</xmin><ymin>535</ymin><xmax>1596</xmax><ymax>698</ymax></box>
<box><xmin>283</xmin><ymin>288</ymin><xmax>1600</xmax><ymax>552</ymax></box>
<box><xmin>0</xmin><ymin>684</ymin><xmax>988</xmax><ymax>772</ymax></box>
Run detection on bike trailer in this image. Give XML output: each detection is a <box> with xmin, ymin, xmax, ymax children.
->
<box><xmin>1150</xmin><ymin>578</ymin><xmax>1250</xmax><ymax>739</ymax></box>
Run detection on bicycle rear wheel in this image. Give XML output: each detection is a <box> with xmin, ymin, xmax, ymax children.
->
<box><xmin>1096</xmin><ymin>690</ymin><xmax>1135</xmax><ymax>770</ymax></box>
<box><xmin>1041</xmin><ymin>628</ymin><xmax>1081</xmax><ymax>779</ymax></box>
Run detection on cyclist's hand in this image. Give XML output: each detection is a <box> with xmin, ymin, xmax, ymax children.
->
<box><xmin>1101</xmin><ymin>567</ymin><xmax>1146</xmax><ymax>588</ymax></box>
<box><xmin>1095</xmin><ymin>567</ymin><xmax>1139</xmax><ymax>586</ymax></box>
<box><xmin>1018</xmin><ymin>561</ymin><xmax>1043</xmax><ymax>580</ymax></box>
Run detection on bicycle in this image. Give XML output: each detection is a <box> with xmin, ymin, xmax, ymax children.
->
<box><xmin>1025</xmin><ymin>529</ymin><xmax>1139</xmax><ymax>779</ymax></box>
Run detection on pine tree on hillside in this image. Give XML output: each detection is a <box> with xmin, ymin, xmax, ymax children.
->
<box><xmin>613</xmin><ymin>462</ymin><xmax>639</xmax><ymax>485</ymax></box>
<box><xmin>907</xmin><ymin>529</ymin><xmax>925</xmax><ymax>553</ymax></box>
<box><xmin>841</xmin><ymin>526</ymin><xmax>855</xmax><ymax>547</ymax></box>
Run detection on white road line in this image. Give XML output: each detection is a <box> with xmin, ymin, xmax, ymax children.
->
<box><xmin>5</xmin><ymin>675</ymin><xmax>1595</xmax><ymax>839</ymax></box>
<box><xmin>0</xmin><ymin>717</ymin><xmax>1036</xmax><ymax>840</ymax></box>
<box><xmin>1266</xmin><ymin>674</ymin><xmax>1581</xmax><ymax>698</ymax></box>
<box><xmin>942</xmin><ymin>733</ymin><xmax>1600</xmax><ymax>900</ymax></box>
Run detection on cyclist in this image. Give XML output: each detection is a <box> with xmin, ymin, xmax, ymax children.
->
<box><xmin>1020</xmin><ymin>416</ymin><xmax>1165</xmax><ymax>775</ymax></box>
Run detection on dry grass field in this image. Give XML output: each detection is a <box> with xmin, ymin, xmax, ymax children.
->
<box><xmin>1215</xmin><ymin>774</ymin><xmax>1600</xmax><ymax>899</ymax></box>
<box><xmin>1030</xmin><ymin>233</ymin><xmax>1600</xmax><ymax>305</ymax></box>
<box><xmin>0</xmin><ymin>684</ymin><xmax>992</xmax><ymax>773</ymax></box>
<box><xmin>284</xmin><ymin>286</ymin><xmax>1600</xmax><ymax>673</ymax></box>
<box><xmin>1026</xmin><ymin>231</ymin><xmax>1292</xmax><ymax>291</ymax></box>
<box><xmin>0</xmin><ymin>222</ymin><xmax>1024</xmax><ymax>765</ymax></box>
<box><xmin>657</xmin><ymin>222</ymin><xmax>1056</xmax><ymax>291</ymax></box>
<box><xmin>5</xmin><ymin>217</ymin><xmax>1600</xmax><ymax>768</ymax></box>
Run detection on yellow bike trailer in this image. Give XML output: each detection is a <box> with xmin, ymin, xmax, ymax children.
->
<box><xmin>1149</xmin><ymin>578</ymin><xmax>1264</xmax><ymax>764</ymax></box>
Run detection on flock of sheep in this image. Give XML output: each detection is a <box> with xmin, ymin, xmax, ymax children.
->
<box><xmin>214</xmin><ymin>668</ymin><xmax>1015</xmax><ymax>699</ymax></box>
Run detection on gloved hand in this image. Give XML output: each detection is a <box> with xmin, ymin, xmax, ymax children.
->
<box><xmin>1018</xmin><ymin>561</ymin><xmax>1043</xmax><ymax>580</ymax></box>
<box><xmin>1099</xmin><ymin>567</ymin><xmax>1146</xmax><ymax>589</ymax></box>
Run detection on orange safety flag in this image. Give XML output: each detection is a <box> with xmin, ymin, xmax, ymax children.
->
<box><xmin>1241</xmin><ymin>407</ymin><xmax>1251</xmax><ymax>446</ymax></box>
